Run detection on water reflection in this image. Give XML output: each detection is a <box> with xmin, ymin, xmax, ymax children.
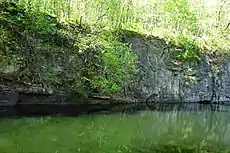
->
<box><xmin>1</xmin><ymin>103</ymin><xmax>230</xmax><ymax>153</ymax></box>
<box><xmin>134</xmin><ymin>106</ymin><xmax>230</xmax><ymax>150</ymax></box>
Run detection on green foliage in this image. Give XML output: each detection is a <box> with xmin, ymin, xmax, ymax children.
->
<box><xmin>90</xmin><ymin>76</ymin><xmax>120</xmax><ymax>94</ymax></box>
<box><xmin>75</xmin><ymin>32</ymin><xmax>137</xmax><ymax>95</ymax></box>
<box><xmin>170</xmin><ymin>35</ymin><xmax>201</xmax><ymax>63</ymax></box>
<box><xmin>0</xmin><ymin>23</ymin><xmax>22</xmax><ymax>73</ymax></box>
<box><xmin>0</xmin><ymin>25</ymin><xmax>12</xmax><ymax>57</ymax></box>
<box><xmin>98</xmin><ymin>38</ymin><xmax>137</xmax><ymax>94</ymax></box>
<box><xmin>0</xmin><ymin>1</ymin><xmax>137</xmax><ymax>96</ymax></box>
<box><xmin>7</xmin><ymin>0</ymin><xmax>228</xmax><ymax>55</ymax></box>
<box><xmin>6</xmin><ymin>0</ymin><xmax>229</xmax><ymax>61</ymax></box>
<box><xmin>162</xmin><ymin>0</ymin><xmax>203</xmax><ymax>64</ymax></box>
<box><xmin>1</xmin><ymin>1</ymin><xmax>56</xmax><ymax>35</ymax></box>
<box><xmin>164</xmin><ymin>0</ymin><xmax>198</xmax><ymax>35</ymax></box>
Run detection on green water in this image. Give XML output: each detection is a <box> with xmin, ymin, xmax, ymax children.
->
<box><xmin>0</xmin><ymin>110</ymin><xmax>230</xmax><ymax>153</ymax></box>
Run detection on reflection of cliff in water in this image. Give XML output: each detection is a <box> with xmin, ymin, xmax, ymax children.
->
<box><xmin>137</xmin><ymin>109</ymin><xmax>230</xmax><ymax>148</ymax></box>
<box><xmin>145</xmin><ymin>103</ymin><xmax>230</xmax><ymax>112</ymax></box>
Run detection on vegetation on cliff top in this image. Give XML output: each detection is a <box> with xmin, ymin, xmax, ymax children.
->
<box><xmin>0</xmin><ymin>0</ymin><xmax>230</xmax><ymax>96</ymax></box>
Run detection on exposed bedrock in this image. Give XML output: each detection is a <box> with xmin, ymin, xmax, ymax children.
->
<box><xmin>123</xmin><ymin>34</ymin><xmax>230</xmax><ymax>104</ymax></box>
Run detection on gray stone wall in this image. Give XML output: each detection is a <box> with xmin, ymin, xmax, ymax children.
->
<box><xmin>123</xmin><ymin>34</ymin><xmax>230</xmax><ymax>104</ymax></box>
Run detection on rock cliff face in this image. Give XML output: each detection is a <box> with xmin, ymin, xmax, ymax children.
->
<box><xmin>1</xmin><ymin>32</ymin><xmax>230</xmax><ymax>105</ymax></box>
<box><xmin>0</xmin><ymin>85</ymin><xmax>19</xmax><ymax>106</ymax></box>
<box><xmin>123</xmin><ymin>33</ymin><xmax>230</xmax><ymax>104</ymax></box>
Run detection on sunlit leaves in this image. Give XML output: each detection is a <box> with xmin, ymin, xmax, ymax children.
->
<box><xmin>164</xmin><ymin>0</ymin><xmax>198</xmax><ymax>35</ymax></box>
<box><xmin>75</xmin><ymin>32</ymin><xmax>137</xmax><ymax>95</ymax></box>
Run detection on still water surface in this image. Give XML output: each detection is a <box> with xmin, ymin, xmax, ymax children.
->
<box><xmin>0</xmin><ymin>104</ymin><xmax>230</xmax><ymax>153</ymax></box>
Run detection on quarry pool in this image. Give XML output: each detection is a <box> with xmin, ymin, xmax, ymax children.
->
<box><xmin>0</xmin><ymin>109</ymin><xmax>230</xmax><ymax>153</ymax></box>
